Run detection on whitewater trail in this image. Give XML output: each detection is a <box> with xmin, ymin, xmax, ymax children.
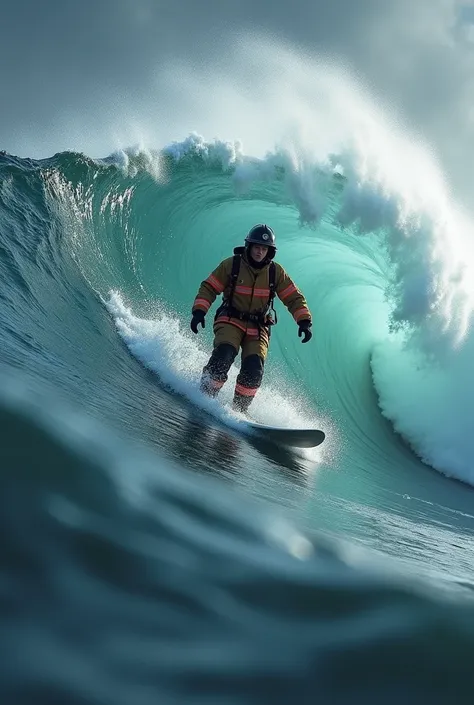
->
<box><xmin>105</xmin><ymin>290</ymin><xmax>330</xmax><ymax>459</ymax></box>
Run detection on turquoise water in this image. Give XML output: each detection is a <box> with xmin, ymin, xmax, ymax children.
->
<box><xmin>1</xmin><ymin>141</ymin><xmax>474</xmax><ymax>703</ymax></box>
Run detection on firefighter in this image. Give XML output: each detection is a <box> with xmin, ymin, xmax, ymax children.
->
<box><xmin>190</xmin><ymin>224</ymin><xmax>312</xmax><ymax>413</ymax></box>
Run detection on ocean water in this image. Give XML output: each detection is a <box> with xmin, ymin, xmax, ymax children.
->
<box><xmin>2</xmin><ymin>119</ymin><xmax>474</xmax><ymax>702</ymax></box>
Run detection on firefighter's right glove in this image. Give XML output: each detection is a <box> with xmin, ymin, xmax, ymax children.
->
<box><xmin>190</xmin><ymin>310</ymin><xmax>206</xmax><ymax>334</ymax></box>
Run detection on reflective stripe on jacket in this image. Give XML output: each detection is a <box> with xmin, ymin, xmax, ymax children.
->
<box><xmin>192</xmin><ymin>254</ymin><xmax>311</xmax><ymax>336</ymax></box>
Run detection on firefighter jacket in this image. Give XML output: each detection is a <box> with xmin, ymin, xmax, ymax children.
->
<box><xmin>192</xmin><ymin>251</ymin><xmax>311</xmax><ymax>338</ymax></box>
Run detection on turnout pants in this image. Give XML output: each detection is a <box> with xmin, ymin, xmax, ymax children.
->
<box><xmin>200</xmin><ymin>322</ymin><xmax>270</xmax><ymax>413</ymax></box>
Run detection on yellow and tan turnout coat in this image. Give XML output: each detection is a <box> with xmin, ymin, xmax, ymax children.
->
<box><xmin>192</xmin><ymin>252</ymin><xmax>311</xmax><ymax>338</ymax></box>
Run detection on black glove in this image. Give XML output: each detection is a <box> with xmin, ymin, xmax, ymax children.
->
<box><xmin>298</xmin><ymin>319</ymin><xmax>312</xmax><ymax>344</ymax></box>
<box><xmin>190</xmin><ymin>310</ymin><xmax>206</xmax><ymax>334</ymax></box>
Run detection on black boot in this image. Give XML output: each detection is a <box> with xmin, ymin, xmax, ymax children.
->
<box><xmin>200</xmin><ymin>343</ymin><xmax>237</xmax><ymax>398</ymax></box>
<box><xmin>200</xmin><ymin>373</ymin><xmax>224</xmax><ymax>398</ymax></box>
<box><xmin>232</xmin><ymin>354</ymin><xmax>264</xmax><ymax>413</ymax></box>
<box><xmin>232</xmin><ymin>390</ymin><xmax>254</xmax><ymax>414</ymax></box>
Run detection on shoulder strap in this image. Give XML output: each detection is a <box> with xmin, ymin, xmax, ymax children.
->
<box><xmin>267</xmin><ymin>261</ymin><xmax>278</xmax><ymax>324</ymax></box>
<box><xmin>268</xmin><ymin>262</ymin><xmax>276</xmax><ymax>303</ymax></box>
<box><xmin>227</xmin><ymin>257</ymin><xmax>276</xmax><ymax>318</ymax></box>
<box><xmin>231</xmin><ymin>253</ymin><xmax>241</xmax><ymax>278</ymax></box>
<box><xmin>226</xmin><ymin>254</ymin><xmax>241</xmax><ymax>308</ymax></box>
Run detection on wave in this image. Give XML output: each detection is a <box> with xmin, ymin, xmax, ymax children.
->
<box><xmin>9</xmin><ymin>123</ymin><xmax>465</xmax><ymax>487</ymax></box>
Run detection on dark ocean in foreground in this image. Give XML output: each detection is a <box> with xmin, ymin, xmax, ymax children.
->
<box><xmin>2</xmin><ymin>384</ymin><xmax>474</xmax><ymax>705</ymax></box>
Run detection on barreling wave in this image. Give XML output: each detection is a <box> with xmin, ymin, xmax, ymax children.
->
<box><xmin>3</xmin><ymin>130</ymin><xmax>468</xmax><ymax>486</ymax></box>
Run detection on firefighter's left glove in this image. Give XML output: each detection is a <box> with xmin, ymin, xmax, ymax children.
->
<box><xmin>191</xmin><ymin>310</ymin><xmax>206</xmax><ymax>334</ymax></box>
<box><xmin>298</xmin><ymin>319</ymin><xmax>312</xmax><ymax>344</ymax></box>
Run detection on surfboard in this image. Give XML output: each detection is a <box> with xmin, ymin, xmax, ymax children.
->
<box><xmin>244</xmin><ymin>421</ymin><xmax>325</xmax><ymax>449</ymax></box>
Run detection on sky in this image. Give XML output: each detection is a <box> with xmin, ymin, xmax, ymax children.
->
<box><xmin>2</xmin><ymin>0</ymin><xmax>474</xmax><ymax>204</ymax></box>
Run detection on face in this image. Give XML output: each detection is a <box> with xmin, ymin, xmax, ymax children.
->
<box><xmin>250</xmin><ymin>244</ymin><xmax>269</xmax><ymax>262</ymax></box>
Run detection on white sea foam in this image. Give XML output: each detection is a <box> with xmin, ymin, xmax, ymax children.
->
<box><xmin>105</xmin><ymin>291</ymin><xmax>326</xmax><ymax>442</ymax></box>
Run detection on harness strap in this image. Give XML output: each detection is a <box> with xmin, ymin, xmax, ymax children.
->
<box><xmin>268</xmin><ymin>260</ymin><xmax>277</xmax><ymax>324</ymax></box>
<box><xmin>226</xmin><ymin>254</ymin><xmax>241</xmax><ymax>311</ymax></box>
<box><xmin>222</xmin><ymin>305</ymin><xmax>268</xmax><ymax>324</ymax></box>
<box><xmin>226</xmin><ymin>255</ymin><xmax>277</xmax><ymax>324</ymax></box>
